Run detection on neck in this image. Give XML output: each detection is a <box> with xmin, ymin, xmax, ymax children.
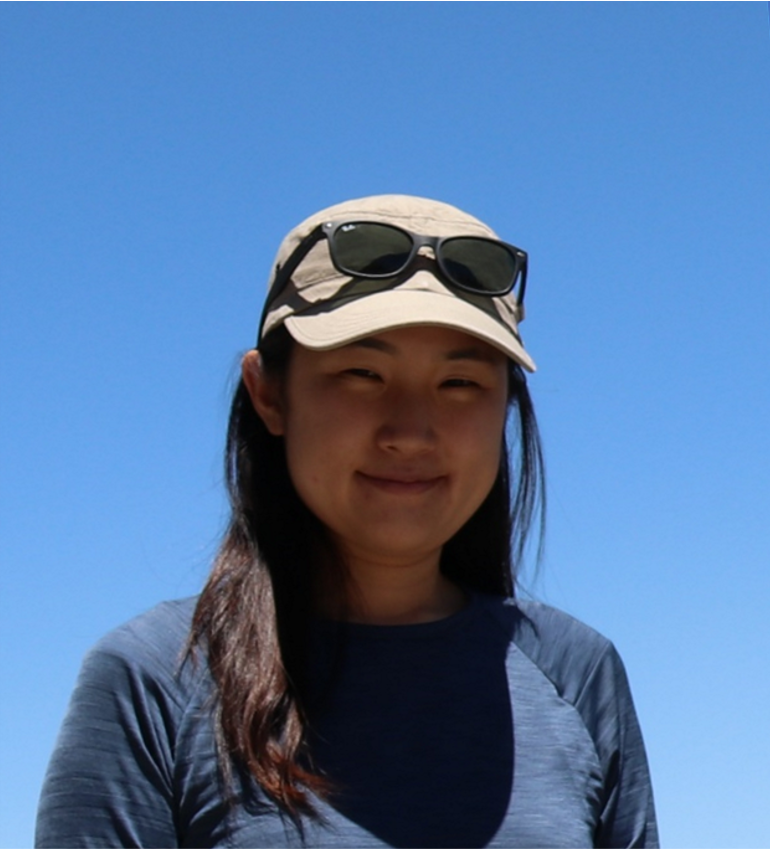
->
<box><xmin>317</xmin><ymin>550</ymin><xmax>466</xmax><ymax>626</ymax></box>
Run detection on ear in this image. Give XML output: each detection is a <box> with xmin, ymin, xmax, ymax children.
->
<box><xmin>242</xmin><ymin>350</ymin><xmax>286</xmax><ymax>436</ymax></box>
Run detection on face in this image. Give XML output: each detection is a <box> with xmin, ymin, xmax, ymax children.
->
<box><xmin>244</xmin><ymin>326</ymin><xmax>509</xmax><ymax>573</ymax></box>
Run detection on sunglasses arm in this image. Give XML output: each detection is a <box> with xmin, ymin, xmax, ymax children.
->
<box><xmin>515</xmin><ymin>262</ymin><xmax>528</xmax><ymax>322</ymax></box>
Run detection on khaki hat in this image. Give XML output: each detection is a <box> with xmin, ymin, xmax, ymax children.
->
<box><xmin>259</xmin><ymin>194</ymin><xmax>536</xmax><ymax>372</ymax></box>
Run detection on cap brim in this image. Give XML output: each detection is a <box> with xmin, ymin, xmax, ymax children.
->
<box><xmin>282</xmin><ymin>274</ymin><xmax>536</xmax><ymax>373</ymax></box>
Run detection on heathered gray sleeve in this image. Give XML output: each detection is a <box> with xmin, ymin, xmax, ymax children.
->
<box><xmin>510</xmin><ymin>601</ymin><xmax>659</xmax><ymax>849</ymax></box>
<box><xmin>575</xmin><ymin>642</ymin><xmax>659</xmax><ymax>848</ymax></box>
<box><xmin>35</xmin><ymin>602</ymin><xmax>193</xmax><ymax>848</ymax></box>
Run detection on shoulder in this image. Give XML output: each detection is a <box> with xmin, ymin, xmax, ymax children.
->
<box><xmin>37</xmin><ymin>598</ymin><xmax>208</xmax><ymax>847</ymax></box>
<box><xmin>78</xmin><ymin>597</ymin><xmax>204</xmax><ymax>710</ymax></box>
<box><xmin>90</xmin><ymin>596</ymin><xmax>197</xmax><ymax>659</ymax></box>
<box><xmin>478</xmin><ymin>598</ymin><xmax>659</xmax><ymax>847</ymax></box>
<box><xmin>477</xmin><ymin>594</ymin><xmax>628</xmax><ymax>708</ymax></box>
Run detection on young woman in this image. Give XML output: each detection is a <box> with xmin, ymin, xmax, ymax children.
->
<box><xmin>36</xmin><ymin>195</ymin><xmax>658</xmax><ymax>848</ymax></box>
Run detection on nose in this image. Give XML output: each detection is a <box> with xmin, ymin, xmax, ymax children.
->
<box><xmin>375</xmin><ymin>389</ymin><xmax>437</xmax><ymax>455</ymax></box>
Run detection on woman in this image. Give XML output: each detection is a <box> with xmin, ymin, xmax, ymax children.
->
<box><xmin>36</xmin><ymin>195</ymin><xmax>658</xmax><ymax>848</ymax></box>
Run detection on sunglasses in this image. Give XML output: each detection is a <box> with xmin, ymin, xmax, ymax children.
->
<box><xmin>259</xmin><ymin>220</ymin><xmax>527</xmax><ymax>339</ymax></box>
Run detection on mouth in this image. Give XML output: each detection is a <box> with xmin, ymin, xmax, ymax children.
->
<box><xmin>356</xmin><ymin>471</ymin><xmax>446</xmax><ymax>495</ymax></box>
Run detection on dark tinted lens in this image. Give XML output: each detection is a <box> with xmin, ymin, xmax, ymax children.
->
<box><xmin>440</xmin><ymin>238</ymin><xmax>517</xmax><ymax>294</ymax></box>
<box><xmin>333</xmin><ymin>223</ymin><xmax>414</xmax><ymax>277</ymax></box>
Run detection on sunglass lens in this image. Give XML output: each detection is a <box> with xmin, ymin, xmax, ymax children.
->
<box><xmin>441</xmin><ymin>238</ymin><xmax>517</xmax><ymax>294</ymax></box>
<box><xmin>333</xmin><ymin>223</ymin><xmax>413</xmax><ymax>277</ymax></box>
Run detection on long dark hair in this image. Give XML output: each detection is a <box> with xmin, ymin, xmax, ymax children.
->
<box><xmin>189</xmin><ymin>325</ymin><xmax>545</xmax><ymax>822</ymax></box>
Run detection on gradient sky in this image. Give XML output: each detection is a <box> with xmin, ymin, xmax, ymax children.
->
<box><xmin>1</xmin><ymin>4</ymin><xmax>769</xmax><ymax>847</ymax></box>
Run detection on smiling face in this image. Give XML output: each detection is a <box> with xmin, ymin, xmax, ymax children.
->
<box><xmin>244</xmin><ymin>326</ymin><xmax>510</xmax><ymax>576</ymax></box>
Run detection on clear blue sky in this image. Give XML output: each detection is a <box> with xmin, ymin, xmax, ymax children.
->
<box><xmin>1</xmin><ymin>4</ymin><xmax>769</xmax><ymax>847</ymax></box>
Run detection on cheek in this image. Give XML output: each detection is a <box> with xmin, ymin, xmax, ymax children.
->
<box><xmin>475</xmin><ymin>440</ymin><xmax>505</xmax><ymax>501</ymax></box>
<box><xmin>282</xmin><ymin>421</ymin><xmax>325</xmax><ymax>490</ymax></box>
<box><xmin>282</xmin><ymin>438</ymin><xmax>330</xmax><ymax>528</ymax></box>
<box><xmin>465</xmin><ymin>400</ymin><xmax>508</xmax><ymax>455</ymax></box>
<box><xmin>464</xmin><ymin>407</ymin><xmax>508</xmax><ymax>492</ymax></box>
<box><xmin>280</xmin><ymin>403</ymin><xmax>353</xmax><ymax>505</ymax></box>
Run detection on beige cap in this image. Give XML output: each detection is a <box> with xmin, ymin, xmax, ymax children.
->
<box><xmin>260</xmin><ymin>194</ymin><xmax>536</xmax><ymax>372</ymax></box>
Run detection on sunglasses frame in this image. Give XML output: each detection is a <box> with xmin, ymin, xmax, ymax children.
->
<box><xmin>258</xmin><ymin>220</ymin><xmax>528</xmax><ymax>341</ymax></box>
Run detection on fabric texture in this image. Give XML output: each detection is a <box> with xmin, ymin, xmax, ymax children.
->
<box><xmin>36</xmin><ymin>594</ymin><xmax>658</xmax><ymax>848</ymax></box>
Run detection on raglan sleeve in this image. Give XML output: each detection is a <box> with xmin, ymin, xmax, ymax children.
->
<box><xmin>576</xmin><ymin>642</ymin><xmax>659</xmax><ymax>849</ymax></box>
<box><xmin>35</xmin><ymin>621</ymin><xmax>184</xmax><ymax>848</ymax></box>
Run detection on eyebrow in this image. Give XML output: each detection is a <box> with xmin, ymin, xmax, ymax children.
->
<box><xmin>445</xmin><ymin>347</ymin><xmax>498</xmax><ymax>363</ymax></box>
<box><xmin>351</xmin><ymin>338</ymin><xmax>397</xmax><ymax>353</ymax></box>
<box><xmin>350</xmin><ymin>337</ymin><xmax>499</xmax><ymax>363</ymax></box>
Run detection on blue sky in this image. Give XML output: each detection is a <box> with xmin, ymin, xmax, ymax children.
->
<box><xmin>1</xmin><ymin>4</ymin><xmax>769</xmax><ymax>847</ymax></box>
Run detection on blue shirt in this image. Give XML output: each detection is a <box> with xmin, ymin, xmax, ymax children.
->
<box><xmin>36</xmin><ymin>594</ymin><xmax>658</xmax><ymax>847</ymax></box>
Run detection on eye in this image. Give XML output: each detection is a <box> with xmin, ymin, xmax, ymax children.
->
<box><xmin>344</xmin><ymin>368</ymin><xmax>382</xmax><ymax>381</ymax></box>
<box><xmin>441</xmin><ymin>377</ymin><xmax>480</xmax><ymax>389</ymax></box>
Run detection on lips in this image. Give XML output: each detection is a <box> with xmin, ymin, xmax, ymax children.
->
<box><xmin>356</xmin><ymin>471</ymin><xmax>446</xmax><ymax>495</ymax></box>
